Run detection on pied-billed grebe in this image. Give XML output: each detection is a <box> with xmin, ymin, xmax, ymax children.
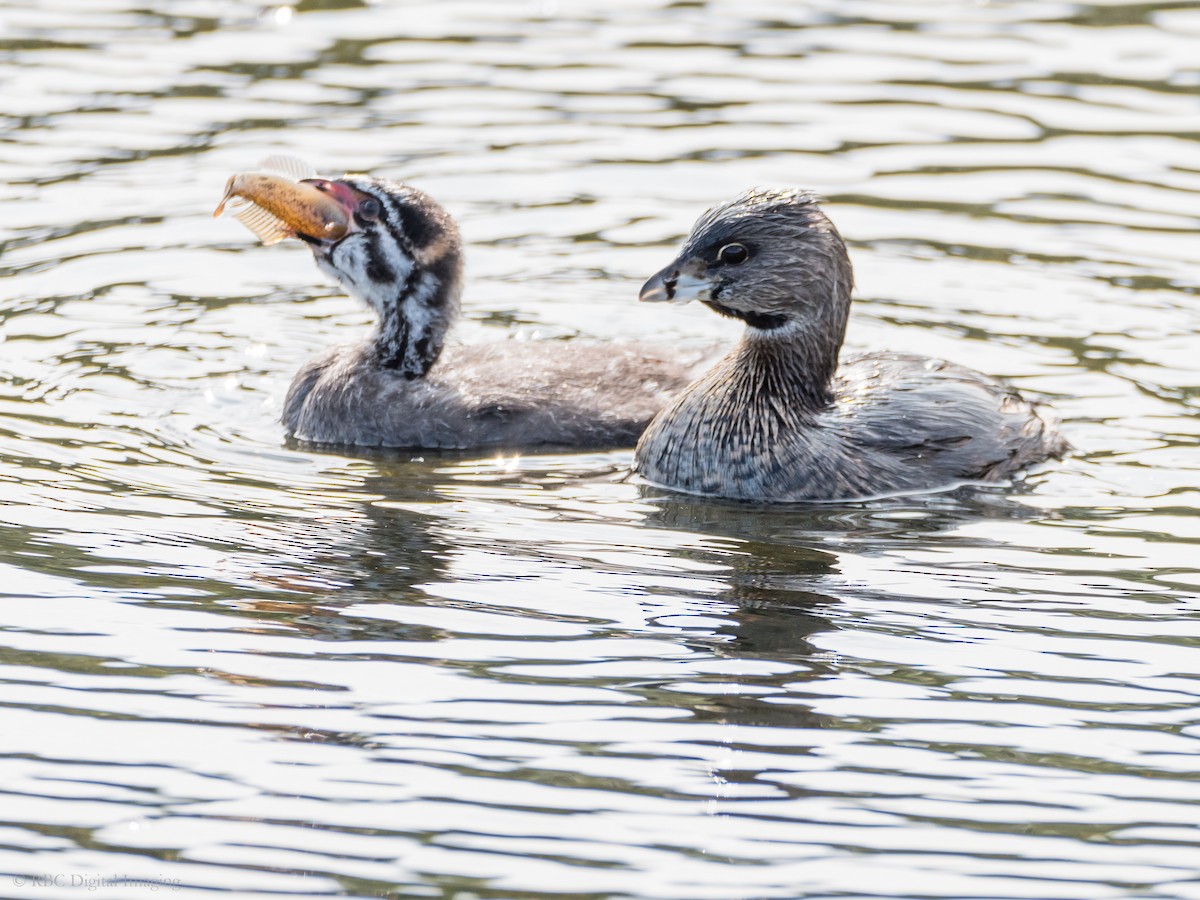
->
<box><xmin>216</xmin><ymin>164</ymin><xmax>716</xmax><ymax>449</ymax></box>
<box><xmin>633</xmin><ymin>189</ymin><xmax>1069</xmax><ymax>502</ymax></box>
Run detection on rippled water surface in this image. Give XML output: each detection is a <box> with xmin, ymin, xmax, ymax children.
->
<box><xmin>2</xmin><ymin>1</ymin><xmax>1200</xmax><ymax>897</ymax></box>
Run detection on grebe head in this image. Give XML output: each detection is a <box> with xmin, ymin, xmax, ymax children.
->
<box><xmin>295</xmin><ymin>176</ymin><xmax>463</xmax><ymax>377</ymax></box>
<box><xmin>639</xmin><ymin>189</ymin><xmax>853</xmax><ymax>337</ymax></box>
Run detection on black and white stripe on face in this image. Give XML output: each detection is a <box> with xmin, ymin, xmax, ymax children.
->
<box><xmin>314</xmin><ymin>177</ymin><xmax>463</xmax><ymax>376</ymax></box>
<box><xmin>318</xmin><ymin>179</ymin><xmax>457</xmax><ymax>302</ymax></box>
<box><xmin>318</xmin><ymin>181</ymin><xmax>412</xmax><ymax>314</ymax></box>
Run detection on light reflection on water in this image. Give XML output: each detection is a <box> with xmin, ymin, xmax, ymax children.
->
<box><xmin>2</xmin><ymin>0</ymin><xmax>1200</xmax><ymax>897</ymax></box>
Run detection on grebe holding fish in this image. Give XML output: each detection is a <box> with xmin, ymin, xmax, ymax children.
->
<box><xmin>216</xmin><ymin>159</ymin><xmax>717</xmax><ymax>450</ymax></box>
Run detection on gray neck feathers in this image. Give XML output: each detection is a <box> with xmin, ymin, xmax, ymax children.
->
<box><xmin>735</xmin><ymin>255</ymin><xmax>852</xmax><ymax>414</ymax></box>
<box><xmin>737</xmin><ymin>324</ymin><xmax>838</xmax><ymax>414</ymax></box>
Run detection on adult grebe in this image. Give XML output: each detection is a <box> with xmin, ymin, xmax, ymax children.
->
<box><xmin>633</xmin><ymin>189</ymin><xmax>1068</xmax><ymax>501</ymax></box>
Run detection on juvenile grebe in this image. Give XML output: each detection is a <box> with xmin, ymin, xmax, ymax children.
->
<box><xmin>633</xmin><ymin>189</ymin><xmax>1068</xmax><ymax>502</ymax></box>
<box><xmin>217</xmin><ymin>169</ymin><xmax>716</xmax><ymax>449</ymax></box>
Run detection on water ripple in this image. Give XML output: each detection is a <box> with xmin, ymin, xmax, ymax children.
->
<box><xmin>2</xmin><ymin>0</ymin><xmax>1199</xmax><ymax>897</ymax></box>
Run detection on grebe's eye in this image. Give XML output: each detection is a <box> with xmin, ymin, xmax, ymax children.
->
<box><xmin>717</xmin><ymin>242</ymin><xmax>749</xmax><ymax>265</ymax></box>
<box><xmin>359</xmin><ymin>197</ymin><xmax>382</xmax><ymax>220</ymax></box>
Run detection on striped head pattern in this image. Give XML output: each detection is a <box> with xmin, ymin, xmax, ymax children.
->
<box><xmin>300</xmin><ymin>176</ymin><xmax>464</xmax><ymax>378</ymax></box>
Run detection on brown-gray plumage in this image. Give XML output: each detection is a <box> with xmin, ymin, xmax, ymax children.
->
<box><xmin>634</xmin><ymin>189</ymin><xmax>1069</xmax><ymax>502</ymax></box>
<box><xmin>273</xmin><ymin>175</ymin><xmax>716</xmax><ymax>449</ymax></box>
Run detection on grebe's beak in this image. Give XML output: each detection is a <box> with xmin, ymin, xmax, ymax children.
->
<box><xmin>639</xmin><ymin>257</ymin><xmax>712</xmax><ymax>304</ymax></box>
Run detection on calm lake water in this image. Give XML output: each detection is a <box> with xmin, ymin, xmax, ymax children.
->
<box><xmin>2</xmin><ymin>1</ymin><xmax>1200</xmax><ymax>897</ymax></box>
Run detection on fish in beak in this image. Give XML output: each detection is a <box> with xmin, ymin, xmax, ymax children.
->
<box><xmin>214</xmin><ymin>160</ymin><xmax>351</xmax><ymax>245</ymax></box>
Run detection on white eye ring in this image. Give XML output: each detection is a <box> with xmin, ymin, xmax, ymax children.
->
<box><xmin>717</xmin><ymin>242</ymin><xmax>749</xmax><ymax>265</ymax></box>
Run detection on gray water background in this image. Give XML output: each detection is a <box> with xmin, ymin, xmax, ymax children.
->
<box><xmin>2</xmin><ymin>0</ymin><xmax>1200</xmax><ymax>897</ymax></box>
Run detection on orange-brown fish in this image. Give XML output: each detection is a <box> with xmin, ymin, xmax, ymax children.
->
<box><xmin>214</xmin><ymin>156</ymin><xmax>350</xmax><ymax>245</ymax></box>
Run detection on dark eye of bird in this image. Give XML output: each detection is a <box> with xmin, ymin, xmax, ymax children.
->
<box><xmin>717</xmin><ymin>242</ymin><xmax>749</xmax><ymax>265</ymax></box>
<box><xmin>359</xmin><ymin>197</ymin><xmax>382</xmax><ymax>221</ymax></box>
